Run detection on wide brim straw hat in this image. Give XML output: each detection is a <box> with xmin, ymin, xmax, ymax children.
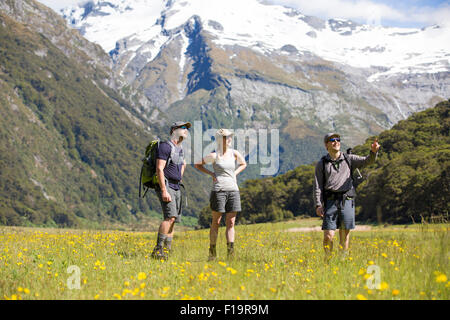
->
<box><xmin>215</xmin><ymin>128</ymin><xmax>234</xmax><ymax>137</ymax></box>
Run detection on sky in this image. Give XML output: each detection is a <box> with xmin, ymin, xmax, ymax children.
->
<box><xmin>37</xmin><ymin>0</ymin><xmax>450</xmax><ymax>28</ymax></box>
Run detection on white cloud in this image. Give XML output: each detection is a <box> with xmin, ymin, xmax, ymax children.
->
<box><xmin>37</xmin><ymin>0</ymin><xmax>450</xmax><ymax>27</ymax></box>
<box><xmin>268</xmin><ymin>0</ymin><xmax>450</xmax><ymax>27</ymax></box>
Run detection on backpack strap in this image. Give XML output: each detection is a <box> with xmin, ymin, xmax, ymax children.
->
<box><xmin>321</xmin><ymin>156</ymin><xmax>328</xmax><ymax>205</ymax></box>
<box><xmin>342</xmin><ymin>153</ymin><xmax>354</xmax><ymax>182</ymax></box>
<box><xmin>321</xmin><ymin>155</ymin><xmax>327</xmax><ymax>193</ymax></box>
<box><xmin>166</xmin><ymin>140</ymin><xmax>174</xmax><ymax>167</ymax></box>
<box><xmin>139</xmin><ymin>164</ymin><xmax>143</xmax><ymax>198</ymax></box>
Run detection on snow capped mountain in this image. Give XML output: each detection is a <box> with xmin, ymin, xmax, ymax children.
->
<box><xmin>62</xmin><ymin>0</ymin><xmax>166</xmax><ymax>54</ymax></box>
<box><xmin>59</xmin><ymin>0</ymin><xmax>449</xmax><ymax>152</ymax></box>
<box><xmin>62</xmin><ymin>0</ymin><xmax>449</xmax><ymax>82</ymax></box>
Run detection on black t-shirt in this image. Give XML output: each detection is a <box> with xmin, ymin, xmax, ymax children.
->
<box><xmin>156</xmin><ymin>141</ymin><xmax>184</xmax><ymax>190</ymax></box>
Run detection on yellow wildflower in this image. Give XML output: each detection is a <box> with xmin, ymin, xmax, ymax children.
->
<box><xmin>379</xmin><ymin>282</ymin><xmax>389</xmax><ymax>291</ymax></box>
<box><xmin>226</xmin><ymin>267</ymin><xmax>237</xmax><ymax>275</ymax></box>
<box><xmin>137</xmin><ymin>272</ymin><xmax>147</xmax><ymax>280</ymax></box>
<box><xmin>435</xmin><ymin>274</ymin><xmax>447</xmax><ymax>283</ymax></box>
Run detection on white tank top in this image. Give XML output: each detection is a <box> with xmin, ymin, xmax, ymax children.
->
<box><xmin>212</xmin><ymin>150</ymin><xmax>239</xmax><ymax>192</ymax></box>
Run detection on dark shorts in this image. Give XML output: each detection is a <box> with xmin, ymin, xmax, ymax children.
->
<box><xmin>322</xmin><ymin>197</ymin><xmax>355</xmax><ymax>230</ymax></box>
<box><xmin>157</xmin><ymin>186</ymin><xmax>183</xmax><ymax>223</ymax></box>
<box><xmin>210</xmin><ymin>190</ymin><xmax>241</xmax><ymax>213</ymax></box>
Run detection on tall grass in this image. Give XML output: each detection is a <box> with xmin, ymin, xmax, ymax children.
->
<box><xmin>0</xmin><ymin>219</ymin><xmax>448</xmax><ymax>300</ymax></box>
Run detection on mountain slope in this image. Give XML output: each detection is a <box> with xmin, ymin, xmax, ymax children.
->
<box><xmin>0</xmin><ymin>11</ymin><xmax>145</xmax><ymax>227</ymax></box>
<box><xmin>0</xmin><ymin>6</ymin><xmax>214</xmax><ymax>229</ymax></box>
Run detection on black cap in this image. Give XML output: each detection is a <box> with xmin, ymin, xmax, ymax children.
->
<box><xmin>170</xmin><ymin>121</ymin><xmax>191</xmax><ymax>132</ymax></box>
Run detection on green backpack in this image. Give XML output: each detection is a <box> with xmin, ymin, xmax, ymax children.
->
<box><xmin>139</xmin><ymin>140</ymin><xmax>159</xmax><ymax>198</ymax></box>
<box><xmin>139</xmin><ymin>140</ymin><xmax>175</xmax><ymax>198</ymax></box>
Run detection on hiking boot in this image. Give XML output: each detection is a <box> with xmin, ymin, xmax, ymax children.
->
<box><xmin>227</xmin><ymin>242</ymin><xmax>235</xmax><ymax>260</ymax></box>
<box><xmin>208</xmin><ymin>245</ymin><xmax>217</xmax><ymax>261</ymax></box>
<box><xmin>162</xmin><ymin>247</ymin><xmax>170</xmax><ymax>259</ymax></box>
<box><xmin>164</xmin><ymin>237</ymin><xmax>173</xmax><ymax>257</ymax></box>
<box><xmin>151</xmin><ymin>246</ymin><xmax>168</xmax><ymax>261</ymax></box>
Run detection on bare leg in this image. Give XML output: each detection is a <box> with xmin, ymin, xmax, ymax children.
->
<box><xmin>339</xmin><ymin>229</ymin><xmax>351</xmax><ymax>251</ymax></box>
<box><xmin>225</xmin><ymin>212</ymin><xmax>237</xmax><ymax>244</ymax></box>
<box><xmin>208</xmin><ymin>211</ymin><xmax>222</xmax><ymax>260</ymax></box>
<box><xmin>158</xmin><ymin>217</ymin><xmax>176</xmax><ymax>235</ymax></box>
<box><xmin>323</xmin><ymin>230</ymin><xmax>335</xmax><ymax>256</ymax></box>
<box><xmin>210</xmin><ymin>211</ymin><xmax>223</xmax><ymax>245</ymax></box>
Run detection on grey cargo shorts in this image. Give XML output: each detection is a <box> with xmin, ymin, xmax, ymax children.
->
<box><xmin>156</xmin><ymin>186</ymin><xmax>183</xmax><ymax>223</ymax></box>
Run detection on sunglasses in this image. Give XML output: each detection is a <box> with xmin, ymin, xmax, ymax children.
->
<box><xmin>178</xmin><ymin>126</ymin><xmax>189</xmax><ymax>130</ymax></box>
<box><xmin>329</xmin><ymin>138</ymin><xmax>340</xmax><ymax>142</ymax></box>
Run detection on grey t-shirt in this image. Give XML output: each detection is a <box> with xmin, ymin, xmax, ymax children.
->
<box><xmin>313</xmin><ymin>151</ymin><xmax>377</xmax><ymax>206</ymax></box>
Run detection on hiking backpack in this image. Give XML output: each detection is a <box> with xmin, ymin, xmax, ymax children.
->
<box><xmin>139</xmin><ymin>140</ymin><xmax>160</xmax><ymax>198</ymax></box>
<box><xmin>139</xmin><ymin>140</ymin><xmax>178</xmax><ymax>198</ymax></box>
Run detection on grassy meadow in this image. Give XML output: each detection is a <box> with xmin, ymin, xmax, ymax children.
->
<box><xmin>0</xmin><ymin>218</ymin><xmax>448</xmax><ymax>300</ymax></box>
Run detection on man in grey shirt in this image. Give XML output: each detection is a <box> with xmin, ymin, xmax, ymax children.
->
<box><xmin>314</xmin><ymin>133</ymin><xmax>380</xmax><ymax>258</ymax></box>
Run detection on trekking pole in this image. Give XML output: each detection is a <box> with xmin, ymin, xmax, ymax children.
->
<box><xmin>139</xmin><ymin>165</ymin><xmax>143</xmax><ymax>198</ymax></box>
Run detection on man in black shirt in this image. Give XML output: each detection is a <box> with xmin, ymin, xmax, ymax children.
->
<box><xmin>152</xmin><ymin>121</ymin><xmax>190</xmax><ymax>260</ymax></box>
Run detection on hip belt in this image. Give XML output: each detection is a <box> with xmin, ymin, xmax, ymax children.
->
<box><xmin>323</xmin><ymin>189</ymin><xmax>355</xmax><ymax>211</ymax></box>
<box><xmin>167</xmin><ymin>178</ymin><xmax>181</xmax><ymax>185</ymax></box>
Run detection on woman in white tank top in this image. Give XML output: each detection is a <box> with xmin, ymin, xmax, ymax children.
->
<box><xmin>194</xmin><ymin>129</ymin><xmax>247</xmax><ymax>260</ymax></box>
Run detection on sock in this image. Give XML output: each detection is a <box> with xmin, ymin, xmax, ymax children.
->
<box><xmin>156</xmin><ymin>233</ymin><xmax>167</xmax><ymax>249</ymax></box>
<box><xmin>209</xmin><ymin>244</ymin><xmax>217</xmax><ymax>258</ymax></box>
<box><xmin>164</xmin><ymin>237</ymin><xmax>173</xmax><ymax>251</ymax></box>
<box><xmin>227</xmin><ymin>242</ymin><xmax>234</xmax><ymax>258</ymax></box>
